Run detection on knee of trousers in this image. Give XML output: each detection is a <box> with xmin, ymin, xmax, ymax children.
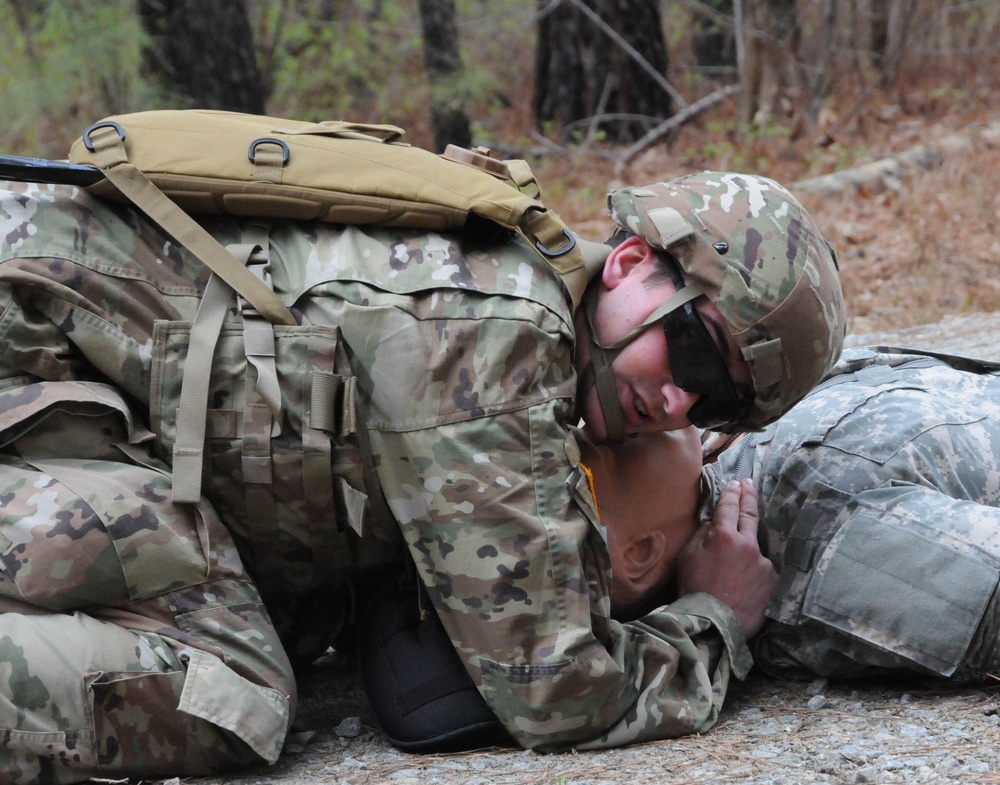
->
<box><xmin>0</xmin><ymin>608</ymin><xmax>293</xmax><ymax>784</ymax></box>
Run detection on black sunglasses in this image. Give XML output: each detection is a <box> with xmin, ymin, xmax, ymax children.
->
<box><xmin>661</xmin><ymin>259</ymin><xmax>752</xmax><ymax>429</ymax></box>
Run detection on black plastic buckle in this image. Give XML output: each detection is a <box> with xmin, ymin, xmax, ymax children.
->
<box><xmin>535</xmin><ymin>228</ymin><xmax>577</xmax><ymax>259</ymax></box>
<box><xmin>248</xmin><ymin>137</ymin><xmax>290</xmax><ymax>165</ymax></box>
<box><xmin>82</xmin><ymin>121</ymin><xmax>126</xmax><ymax>152</ymax></box>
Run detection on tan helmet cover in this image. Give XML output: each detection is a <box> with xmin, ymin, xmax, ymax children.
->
<box><xmin>608</xmin><ymin>171</ymin><xmax>847</xmax><ymax>431</ymax></box>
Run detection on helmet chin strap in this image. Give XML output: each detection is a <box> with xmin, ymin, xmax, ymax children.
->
<box><xmin>578</xmin><ymin>280</ymin><xmax>705</xmax><ymax>443</ymax></box>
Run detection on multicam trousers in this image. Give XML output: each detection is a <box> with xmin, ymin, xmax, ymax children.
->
<box><xmin>0</xmin><ymin>382</ymin><xmax>296</xmax><ymax>784</ymax></box>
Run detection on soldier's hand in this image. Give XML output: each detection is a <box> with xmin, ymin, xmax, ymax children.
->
<box><xmin>676</xmin><ymin>478</ymin><xmax>778</xmax><ymax>640</ymax></box>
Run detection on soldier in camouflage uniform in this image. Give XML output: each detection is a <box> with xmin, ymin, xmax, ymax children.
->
<box><xmin>699</xmin><ymin>347</ymin><xmax>1000</xmax><ymax>682</ymax></box>
<box><xmin>593</xmin><ymin>346</ymin><xmax>1000</xmax><ymax>683</ymax></box>
<box><xmin>0</xmin><ymin>170</ymin><xmax>844</xmax><ymax>783</ymax></box>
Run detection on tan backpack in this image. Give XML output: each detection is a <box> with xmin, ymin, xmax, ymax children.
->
<box><xmin>68</xmin><ymin>109</ymin><xmax>594</xmax><ymax>320</ymax></box>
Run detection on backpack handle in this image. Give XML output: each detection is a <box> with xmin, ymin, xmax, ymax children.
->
<box><xmin>273</xmin><ymin>121</ymin><xmax>407</xmax><ymax>145</ymax></box>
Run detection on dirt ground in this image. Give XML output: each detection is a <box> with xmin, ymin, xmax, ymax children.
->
<box><xmin>184</xmin><ymin>643</ymin><xmax>1000</xmax><ymax>785</ymax></box>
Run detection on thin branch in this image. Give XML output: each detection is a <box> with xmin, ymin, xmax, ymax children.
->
<box><xmin>617</xmin><ymin>83</ymin><xmax>740</xmax><ymax>168</ymax></box>
<box><xmin>563</xmin><ymin>112</ymin><xmax>674</xmax><ymax>135</ymax></box>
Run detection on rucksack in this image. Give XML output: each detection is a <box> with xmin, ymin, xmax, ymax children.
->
<box><xmin>63</xmin><ymin>111</ymin><xmax>605</xmax><ymax>576</ymax></box>
<box><xmin>64</xmin><ymin>111</ymin><xmax>583</xmax><ymax>751</ymax></box>
<box><xmin>3</xmin><ymin>112</ymin><xmax>589</xmax><ymax>751</ymax></box>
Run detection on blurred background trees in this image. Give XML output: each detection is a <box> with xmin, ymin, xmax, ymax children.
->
<box><xmin>2</xmin><ymin>0</ymin><xmax>1000</xmax><ymax>336</ymax></box>
<box><xmin>534</xmin><ymin>0</ymin><xmax>673</xmax><ymax>144</ymax></box>
<box><xmin>136</xmin><ymin>0</ymin><xmax>266</xmax><ymax>114</ymax></box>
<box><xmin>1</xmin><ymin>0</ymin><xmax>998</xmax><ymax>168</ymax></box>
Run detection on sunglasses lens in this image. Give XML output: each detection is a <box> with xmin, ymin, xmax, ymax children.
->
<box><xmin>662</xmin><ymin>305</ymin><xmax>750</xmax><ymax>429</ymax></box>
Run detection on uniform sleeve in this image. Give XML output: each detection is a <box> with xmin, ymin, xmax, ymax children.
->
<box><xmin>749</xmin><ymin>360</ymin><xmax>1000</xmax><ymax>681</ymax></box>
<box><xmin>372</xmin><ymin>400</ymin><xmax>751</xmax><ymax>751</ymax></box>
<box><xmin>758</xmin><ymin>483</ymin><xmax>1000</xmax><ymax>680</ymax></box>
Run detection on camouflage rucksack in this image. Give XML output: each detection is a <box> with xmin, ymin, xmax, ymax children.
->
<box><xmin>34</xmin><ymin>110</ymin><xmax>601</xmax><ymax>598</ymax></box>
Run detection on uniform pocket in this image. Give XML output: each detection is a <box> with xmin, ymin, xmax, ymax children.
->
<box><xmin>90</xmin><ymin>661</ymin><xmax>283</xmax><ymax>777</ymax></box>
<box><xmin>800</xmin><ymin>489</ymin><xmax>1000</xmax><ymax>676</ymax></box>
<box><xmin>176</xmin><ymin>648</ymin><xmax>290</xmax><ymax>763</ymax></box>
<box><xmin>149</xmin><ymin>318</ymin><xmax>366</xmax><ymax>595</ymax></box>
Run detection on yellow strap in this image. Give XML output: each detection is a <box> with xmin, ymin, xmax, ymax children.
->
<box><xmin>505</xmin><ymin>159</ymin><xmax>542</xmax><ymax>200</ymax></box>
<box><xmin>578</xmin><ymin>461</ymin><xmax>601</xmax><ymax>523</ymax></box>
<box><xmin>274</xmin><ymin>120</ymin><xmax>407</xmax><ymax>144</ymax></box>
<box><xmin>85</xmin><ymin>124</ymin><xmax>296</xmax><ymax>326</ymax></box>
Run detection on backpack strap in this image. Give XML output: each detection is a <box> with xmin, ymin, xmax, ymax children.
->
<box><xmin>171</xmin><ymin>269</ymin><xmax>237</xmax><ymax>504</ymax></box>
<box><xmin>81</xmin><ymin>122</ymin><xmax>297</xmax><ymax>326</ymax></box>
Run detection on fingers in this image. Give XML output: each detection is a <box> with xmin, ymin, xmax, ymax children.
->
<box><xmin>735</xmin><ymin>478</ymin><xmax>759</xmax><ymax>536</ymax></box>
<box><xmin>713</xmin><ymin>479</ymin><xmax>757</xmax><ymax>531</ymax></box>
<box><xmin>711</xmin><ymin>480</ymin><xmax>742</xmax><ymax>530</ymax></box>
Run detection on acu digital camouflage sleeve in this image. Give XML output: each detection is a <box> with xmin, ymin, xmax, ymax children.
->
<box><xmin>706</xmin><ymin>348</ymin><xmax>1000</xmax><ymax>682</ymax></box>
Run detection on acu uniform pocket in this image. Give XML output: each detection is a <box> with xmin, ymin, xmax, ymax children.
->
<box><xmin>773</xmin><ymin>485</ymin><xmax>1000</xmax><ymax>677</ymax></box>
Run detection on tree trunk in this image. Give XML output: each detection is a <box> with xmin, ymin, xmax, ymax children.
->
<box><xmin>805</xmin><ymin>0</ymin><xmax>840</xmax><ymax>129</ymax></box>
<box><xmin>534</xmin><ymin>0</ymin><xmax>671</xmax><ymax>144</ymax></box>
<box><xmin>137</xmin><ymin>0</ymin><xmax>265</xmax><ymax>113</ymax></box>
<box><xmin>738</xmin><ymin>0</ymin><xmax>799</xmax><ymax>127</ymax></box>
<box><xmin>417</xmin><ymin>0</ymin><xmax>472</xmax><ymax>152</ymax></box>
<box><xmin>693</xmin><ymin>0</ymin><xmax>737</xmax><ymax>73</ymax></box>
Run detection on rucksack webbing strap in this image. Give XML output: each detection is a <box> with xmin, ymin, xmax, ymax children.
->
<box><xmin>83</xmin><ymin>123</ymin><xmax>296</xmax><ymax>326</ymax></box>
<box><xmin>171</xmin><ymin>270</ymin><xmax>235</xmax><ymax>503</ymax></box>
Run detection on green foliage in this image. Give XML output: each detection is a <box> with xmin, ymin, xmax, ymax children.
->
<box><xmin>661</xmin><ymin>1</ymin><xmax>694</xmax><ymax>52</ymax></box>
<box><xmin>0</xmin><ymin>0</ymin><xmax>544</xmax><ymax>156</ymax></box>
<box><xmin>0</xmin><ymin>0</ymin><xmax>161</xmax><ymax>156</ymax></box>
<box><xmin>928</xmin><ymin>86</ymin><xmax>964</xmax><ymax>101</ymax></box>
<box><xmin>804</xmin><ymin>141</ymin><xmax>867</xmax><ymax>179</ymax></box>
<box><xmin>689</xmin><ymin>118</ymin><xmax>795</xmax><ymax>173</ymax></box>
<box><xmin>253</xmin><ymin>0</ymin><xmax>426</xmax><ymax>122</ymax></box>
<box><xmin>253</xmin><ymin>0</ymin><xmax>535</xmax><ymax>136</ymax></box>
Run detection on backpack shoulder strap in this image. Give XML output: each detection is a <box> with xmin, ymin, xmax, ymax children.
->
<box><xmin>82</xmin><ymin>122</ymin><xmax>296</xmax><ymax>325</ymax></box>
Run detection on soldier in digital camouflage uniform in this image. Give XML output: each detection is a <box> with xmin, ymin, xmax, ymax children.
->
<box><xmin>0</xmin><ymin>170</ymin><xmax>844</xmax><ymax>783</ymax></box>
<box><xmin>701</xmin><ymin>346</ymin><xmax>1000</xmax><ymax>682</ymax></box>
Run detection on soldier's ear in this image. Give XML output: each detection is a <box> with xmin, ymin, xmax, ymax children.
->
<box><xmin>602</xmin><ymin>235</ymin><xmax>652</xmax><ymax>289</ymax></box>
<box><xmin>621</xmin><ymin>531</ymin><xmax>669</xmax><ymax>590</ymax></box>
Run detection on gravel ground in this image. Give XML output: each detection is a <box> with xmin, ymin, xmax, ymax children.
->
<box><xmin>100</xmin><ymin>315</ymin><xmax>1000</xmax><ymax>785</ymax></box>
<box><xmin>179</xmin><ymin>649</ymin><xmax>1000</xmax><ymax>785</ymax></box>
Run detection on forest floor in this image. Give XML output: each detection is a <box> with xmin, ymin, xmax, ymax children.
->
<box><xmin>97</xmin><ymin>91</ymin><xmax>1000</xmax><ymax>785</ymax></box>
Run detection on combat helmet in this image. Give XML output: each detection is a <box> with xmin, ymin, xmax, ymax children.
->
<box><xmin>595</xmin><ymin>171</ymin><xmax>846</xmax><ymax>434</ymax></box>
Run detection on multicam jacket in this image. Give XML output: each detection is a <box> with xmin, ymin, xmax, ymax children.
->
<box><xmin>0</xmin><ymin>180</ymin><xmax>749</xmax><ymax>753</ymax></box>
<box><xmin>705</xmin><ymin>347</ymin><xmax>1000</xmax><ymax>682</ymax></box>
